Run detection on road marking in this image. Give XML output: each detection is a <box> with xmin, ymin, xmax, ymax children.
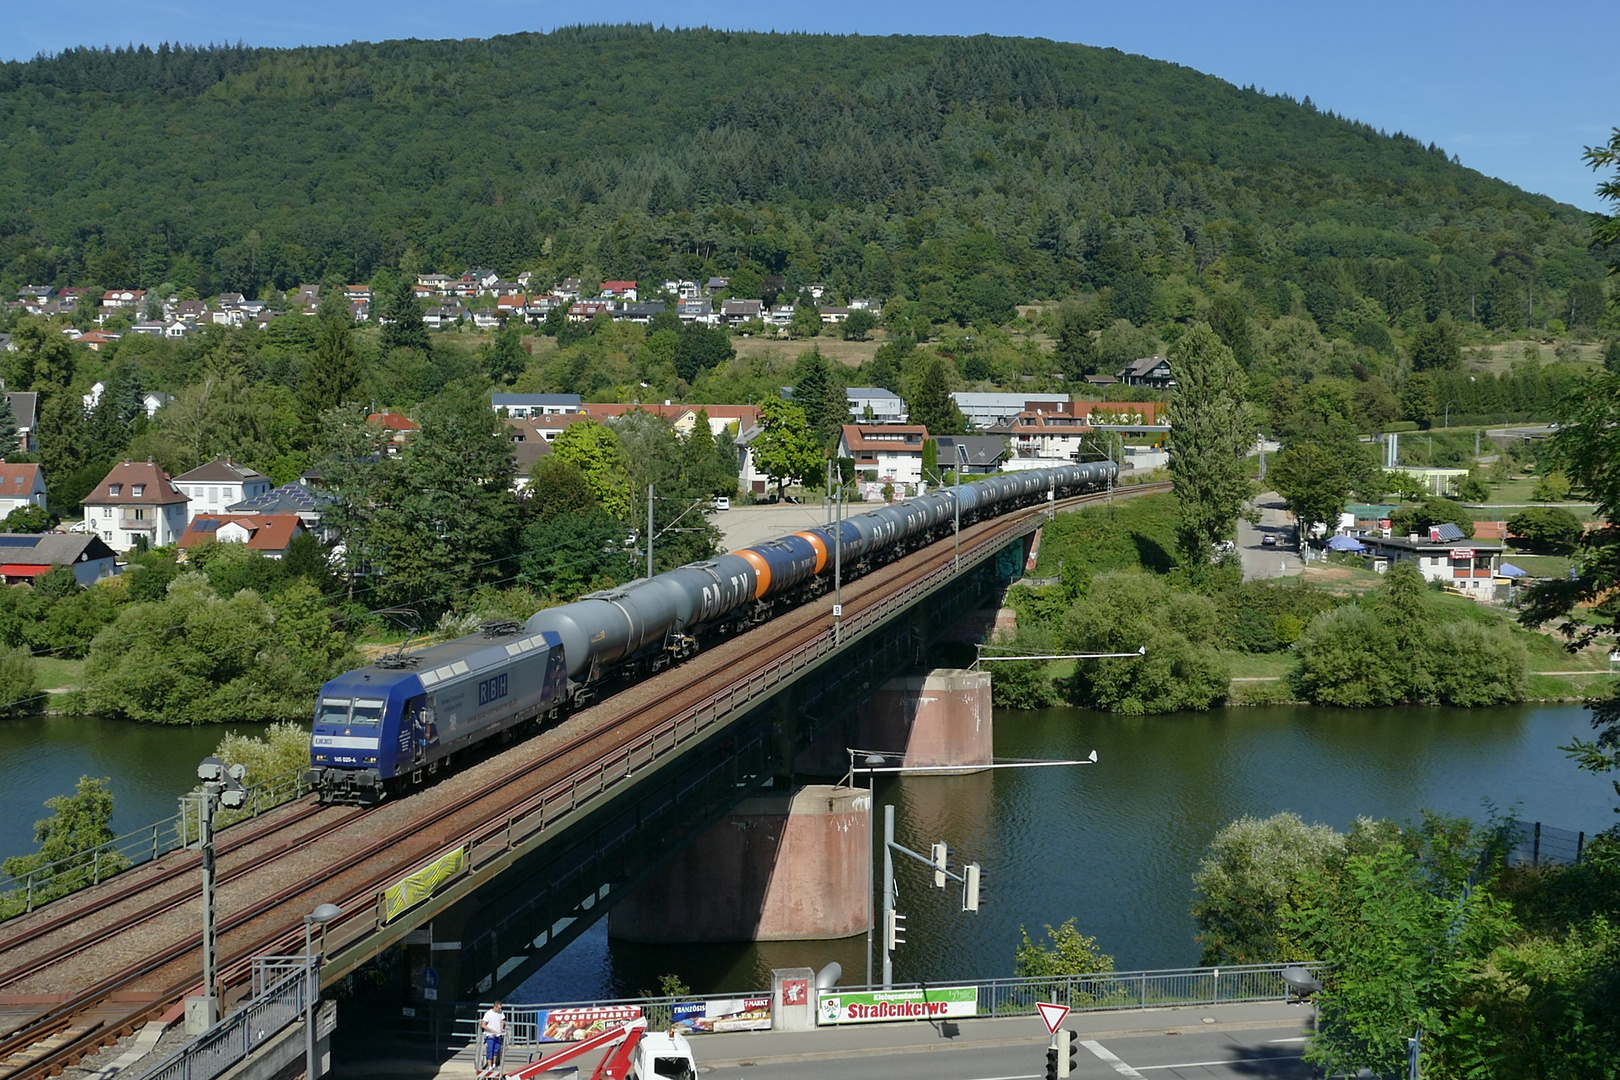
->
<box><xmin>1268</xmin><ymin>1037</ymin><xmax>1309</xmax><ymax>1043</ymax></box>
<box><xmin>1136</xmin><ymin>1056</ymin><xmax>1305</xmax><ymax>1071</ymax></box>
<box><xmin>1082</xmin><ymin>1040</ymin><xmax>1145</xmax><ymax>1079</ymax></box>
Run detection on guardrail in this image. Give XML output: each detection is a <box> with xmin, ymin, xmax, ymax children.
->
<box><xmin>454</xmin><ymin>962</ymin><xmax>1326</xmax><ymax>1045</ymax></box>
<box><xmin>0</xmin><ymin>767</ymin><xmax>313</xmax><ymax>918</ymax></box>
<box><xmin>136</xmin><ymin>963</ymin><xmax>312</xmax><ymax>1080</ymax></box>
<box><xmin>320</xmin><ymin>504</ymin><xmax>1062</xmax><ymax>957</ymax></box>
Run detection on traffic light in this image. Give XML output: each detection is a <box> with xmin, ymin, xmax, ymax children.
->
<box><xmin>1044</xmin><ymin>1045</ymin><xmax>1058</xmax><ymax>1080</ymax></box>
<box><xmin>963</xmin><ymin>862</ymin><xmax>981</xmax><ymax>912</ymax></box>
<box><xmin>1058</xmin><ymin>1029</ymin><xmax>1079</xmax><ymax>1078</ymax></box>
<box><xmin>931</xmin><ymin>842</ymin><xmax>948</xmax><ymax>888</ymax></box>
<box><xmin>885</xmin><ymin>910</ymin><xmax>906</xmax><ymax>951</ymax></box>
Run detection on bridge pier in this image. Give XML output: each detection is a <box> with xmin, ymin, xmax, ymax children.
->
<box><xmin>855</xmin><ymin>668</ymin><xmax>994</xmax><ymax>772</ymax></box>
<box><xmin>608</xmin><ymin>784</ymin><xmax>871</xmax><ymax>943</ymax></box>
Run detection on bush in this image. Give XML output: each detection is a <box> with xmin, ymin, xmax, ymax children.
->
<box><xmin>986</xmin><ymin>628</ymin><xmax>1060</xmax><ymax>709</ymax></box>
<box><xmin>1217</xmin><ymin>580</ymin><xmax>1341</xmax><ymax>653</ymax></box>
<box><xmin>1531</xmin><ymin>470</ymin><xmax>1572</xmax><ymax>502</ymax></box>
<box><xmin>0</xmin><ymin>648</ymin><xmax>37</xmax><ymax>716</ymax></box>
<box><xmin>1192</xmin><ymin>812</ymin><xmax>1345</xmax><ymax>965</ymax></box>
<box><xmin>1060</xmin><ymin>572</ymin><xmax>1229</xmax><ymax>713</ymax></box>
<box><xmin>1</xmin><ymin>505</ymin><xmax>53</xmax><ymax>533</ymax></box>
<box><xmin>1427</xmin><ymin>621</ymin><xmax>1528</xmax><ymax>706</ymax></box>
<box><xmin>1289</xmin><ymin>605</ymin><xmax>1401</xmax><ymax>706</ymax></box>
<box><xmin>1507</xmin><ymin>507</ymin><xmax>1583</xmax><ymax>554</ymax></box>
<box><xmin>1013</xmin><ymin>918</ymin><xmax>1114</xmax><ymax>977</ymax></box>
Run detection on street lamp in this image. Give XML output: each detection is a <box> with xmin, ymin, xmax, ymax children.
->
<box><xmin>304</xmin><ymin>903</ymin><xmax>343</xmax><ymax>1080</ymax></box>
<box><xmin>952</xmin><ymin>443</ymin><xmax>968</xmax><ymax>570</ymax></box>
<box><xmin>1444</xmin><ymin>399</ymin><xmax>1461</xmax><ymax>429</ymax></box>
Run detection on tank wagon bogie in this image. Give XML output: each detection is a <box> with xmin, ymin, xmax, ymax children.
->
<box><xmin>308</xmin><ymin>461</ymin><xmax>1118</xmax><ymax>801</ymax></box>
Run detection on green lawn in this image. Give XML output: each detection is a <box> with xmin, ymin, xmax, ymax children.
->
<box><xmin>1502</xmin><ymin>554</ymin><xmax>1573</xmax><ymax>579</ymax></box>
<box><xmin>35</xmin><ymin>657</ymin><xmax>84</xmax><ymax>691</ymax></box>
<box><xmin>1224</xmin><ymin>652</ymin><xmax>1292</xmax><ymax>679</ymax></box>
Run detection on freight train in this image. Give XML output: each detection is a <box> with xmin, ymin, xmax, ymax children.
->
<box><xmin>305</xmin><ymin>461</ymin><xmax>1117</xmax><ymax>802</ymax></box>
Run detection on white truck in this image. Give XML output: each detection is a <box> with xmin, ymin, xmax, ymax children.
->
<box><xmin>500</xmin><ymin>1018</ymin><xmax>697</xmax><ymax>1080</ymax></box>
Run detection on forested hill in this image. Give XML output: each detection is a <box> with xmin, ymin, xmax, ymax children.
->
<box><xmin>0</xmin><ymin>25</ymin><xmax>1602</xmax><ymax>322</ymax></box>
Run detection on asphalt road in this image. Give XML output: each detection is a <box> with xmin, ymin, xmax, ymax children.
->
<box><xmin>1237</xmin><ymin>494</ymin><xmax>1301</xmax><ymax>583</ymax></box>
<box><xmin>701</xmin><ymin>1018</ymin><xmax>1313</xmax><ymax>1080</ymax></box>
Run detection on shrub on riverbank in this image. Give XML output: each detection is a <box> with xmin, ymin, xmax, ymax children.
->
<box><xmin>1288</xmin><ymin>563</ymin><xmax>1528</xmax><ymax>707</ymax></box>
<box><xmin>1060</xmin><ymin>572</ymin><xmax>1229</xmax><ymax>714</ymax></box>
<box><xmin>82</xmin><ymin>575</ymin><xmax>356</xmax><ymax>724</ymax></box>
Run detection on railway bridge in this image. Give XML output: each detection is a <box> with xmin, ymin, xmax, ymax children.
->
<box><xmin>0</xmin><ymin>483</ymin><xmax>1165</xmax><ymax>1080</ymax></box>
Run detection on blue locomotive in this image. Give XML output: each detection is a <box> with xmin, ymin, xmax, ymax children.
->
<box><xmin>307</xmin><ymin>461</ymin><xmax>1115</xmax><ymax>801</ymax></box>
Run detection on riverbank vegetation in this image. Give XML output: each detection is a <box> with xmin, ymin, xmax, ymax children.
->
<box><xmin>996</xmin><ymin>494</ymin><xmax>1559</xmax><ymax>713</ymax></box>
<box><xmin>1192</xmin><ymin>810</ymin><xmax>1620</xmax><ymax>1076</ymax></box>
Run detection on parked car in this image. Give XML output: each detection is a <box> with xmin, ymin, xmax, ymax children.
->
<box><xmin>712</xmin><ymin>497</ymin><xmax>730</xmax><ymax>511</ymax></box>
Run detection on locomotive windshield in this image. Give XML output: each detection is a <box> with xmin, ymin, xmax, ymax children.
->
<box><xmin>350</xmin><ymin>699</ymin><xmax>386</xmax><ymax>726</ymax></box>
<box><xmin>317</xmin><ymin>698</ymin><xmax>350</xmax><ymax>725</ymax></box>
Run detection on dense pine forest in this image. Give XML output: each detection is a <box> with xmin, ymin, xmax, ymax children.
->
<box><xmin>0</xmin><ymin>25</ymin><xmax>1608</xmax><ymax>330</ymax></box>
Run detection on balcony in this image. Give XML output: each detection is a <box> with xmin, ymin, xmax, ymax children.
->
<box><xmin>119</xmin><ymin>518</ymin><xmax>157</xmax><ymax>531</ymax></box>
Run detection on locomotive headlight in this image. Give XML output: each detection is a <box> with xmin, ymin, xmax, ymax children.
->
<box><xmin>365</xmin><ymin>756</ymin><xmax>377</xmax><ymax>763</ymax></box>
<box><xmin>315</xmin><ymin>754</ymin><xmax>328</xmax><ymax>762</ymax></box>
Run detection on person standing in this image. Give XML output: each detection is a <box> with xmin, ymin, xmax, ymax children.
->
<box><xmin>481</xmin><ymin>1000</ymin><xmax>505</xmax><ymax>1071</ymax></box>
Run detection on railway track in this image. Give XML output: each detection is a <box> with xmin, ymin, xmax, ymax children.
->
<box><xmin>0</xmin><ymin>481</ymin><xmax>1167</xmax><ymax>1079</ymax></box>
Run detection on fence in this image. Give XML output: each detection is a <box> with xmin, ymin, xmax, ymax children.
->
<box><xmin>136</xmin><ymin>963</ymin><xmax>312</xmax><ymax>1080</ymax></box>
<box><xmin>0</xmin><ymin>767</ymin><xmax>312</xmax><ymax>918</ymax></box>
<box><xmin>459</xmin><ymin>962</ymin><xmax>1327</xmax><ymax>1047</ymax></box>
<box><xmin>1501</xmin><ymin>819</ymin><xmax>1591</xmax><ymax>868</ymax></box>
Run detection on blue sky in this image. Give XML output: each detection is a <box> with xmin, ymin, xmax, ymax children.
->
<box><xmin>10</xmin><ymin>1</ymin><xmax>1618</xmax><ymax>211</ymax></box>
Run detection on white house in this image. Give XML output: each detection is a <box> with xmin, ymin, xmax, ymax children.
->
<box><xmin>837</xmin><ymin>424</ymin><xmax>930</xmax><ymax>486</ymax></box>
<box><xmin>172</xmin><ymin>458</ymin><xmax>272</xmax><ymax>521</ymax></box>
<box><xmin>0</xmin><ymin>463</ymin><xmax>46</xmax><ymax>518</ymax></box>
<box><xmin>492</xmin><ymin>394</ymin><xmax>583</xmax><ymax>418</ymax></box>
<box><xmin>846</xmin><ymin>387</ymin><xmax>906</xmax><ymax>423</ymax></box>
<box><xmin>81</xmin><ymin>461</ymin><xmax>190</xmax><ymax>552</ymax></box>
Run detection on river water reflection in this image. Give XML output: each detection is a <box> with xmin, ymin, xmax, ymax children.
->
<box><xmin>518</xmin><ymin>701</ymin><xmax>1617</xmax><ymax>1001</ymax></box>
<box><xmin>1</xmin><ymin>705</ymin><xmax>1610</xmax><ymax>1003</ymax></box>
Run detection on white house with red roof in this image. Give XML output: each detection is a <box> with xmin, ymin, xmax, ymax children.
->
<box><xmin>837</xmin><ymin>424</ymin><xmax>931</xmax><ymax>486</ymax></box>
<box><xmin>177</xmin><ymin>513</ymin><xmax>306</xmax><ymax>560</ymax></box>
<box><xmin>80</xmin><ymin>461</ymin><xmax>189</xmax><ymax>551</ymax></box>
<box><xmin>0</xmin><ymin>463</ymin><xmax>46</xmax><ymax>518</ymax></box>
<box><xmin>598</xmin><ymin>281</ymin><xmax>639</xmax><ymax>301</ymax></box>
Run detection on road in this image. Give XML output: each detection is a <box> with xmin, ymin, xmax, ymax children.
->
<box><xmin>698</xmin><ymin>1003</ymin><xmax>1313</xmax><ymax>1080</ymax></box>
<box><xmin>1237</xmin><ymin>494</ymin><xmax>1301</xmax><ymax>583</ymax></box>
<box><xmin>714</xmin><ymin>502</ymin><xmax>837</xmax><ymax>550</ymax></box>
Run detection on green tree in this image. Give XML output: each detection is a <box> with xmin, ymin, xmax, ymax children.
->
<box><xmin>787</xmin><ymin>304</ymin><xmax>822</xmax><ymax>339</ymax></box>
<box><xmin>792</xmin><ymin>347</ymin><xmax>846</xmax><ymax>449</ymax></box>
<box><xmin>1013</xmin><ymin>918</ymin><xmax>1114</xmax><ymax>978</ymax></box>
<box><xmin>907</xmin><ymin>357</ymin><xmax>965</xmax><ymax>435</ymax></box>
<box><xmin>1051</xmin><ymin>300</ymin><xmax>1099</xmax><ymax>380</ymax></box>
<box><xmin>0</xmin><ymin>777</ymin><xmax>125</xmax><ymax>908</ymax></box>
<box><xmin>1400</xmin><ymin>371</ymin><xmax>1439</xmax><ymax>427</ymax></box>
<box><xmin>1289</xmin><ymin>604</ymin><xmax>1401</xmax><ymax>707</ymax></box>
<box><xmin>1270</xmin><ymin>443</ymin><xmax>1352</xmax><ymax>541</ymax></box>
<box><xmin>841</xmin><ymin>309</ymin><xmax>877</xmax><ymax>341</ymax></box>
<box><xmin>1507</xmin><ymin>507</ymin><xmax>1584</xmax><ymax>553</ymax></box>
<box><xmin>1389</xmin><ymin>498</ymin><xmax>1474</xmax><ymax>538</ymax></box>
<box><xmin>1531</xmin><ymin>469</ymin><xmax>1572</xmax><ymax>502</ymax></box>
<box><xmin>551</xmin><ymin>419</ymin><xmax>632</xmax><ymax>519</ymax></box>
<box><xmin>483</xmin><ymin>322</ymin><xmax>528</xmax><ymax>384</ymax></box>
<box><xmin>752</xmin><ymin>397</ymin><xmax>822</xmax><ymax>499</ymax></box>
<box><xmin>1167</xmin><ymin>324</ymin><xmax>1255</xmax><ymax>564</ymax></box>
<box><xmin>298</xmin><ymin>313</ymin><xmax>364</xmax><ymax>426</ymax></box>
<box><xmin>0</xmin><ymin>648</ymin><xmax>38</xmax><ymax>717</ymax></box>
<box><xmin>380</xmin><ymin>277</ymin><xmax>430</xmax><ymax>354</ymax></box>
<box><xmin>1408</xmin><ymin>316</ymin><xmax>1463</xmax><ymax>371</ymax></box>
<box><xmin>1192</xmin><ymin>812</ymin><xmax>1346</xmax><ymax>965</ymax></box>
<box><xmin>1</xmin><ymin>505</ymin><xmax>53</xmax><ymax>533</ymax></box>
<box><xmin>1060</xmin><ymin>572</ymin><xmax>1229</xmax><ymax>714</ymax></box>
<box><xmin>0</xmin><ymin>395</ymin><xmax>18</xmax><ymax>458</ymax></box>
<box><xmin>672</xmin><ymin>323</ymin><xmax>735</xmax><ymax>383</ymax></box>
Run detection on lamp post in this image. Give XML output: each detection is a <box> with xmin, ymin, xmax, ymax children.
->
<box><xmin>1444</xmin><ymin>399</ymin><xmax>1461</xmax><ymax>429</ymax></box>
<box><xmin>304</xmin><ymin>903</ymin><xmax>342</xmax><ymax>1080</ymax></box>
<box><xmin>952</xmin><ymin>443</ymin><xmax>968</xmax><ymax>571</ymax></box>
<box><xmin>833</xmin><ymin>464</ymin><xmax>845</xmax><ymax>646</ymax></box>
<box><xmin>193</xmin><ymin>757</ymin><xmax>247</xmax><ymax>1029</ymax></box>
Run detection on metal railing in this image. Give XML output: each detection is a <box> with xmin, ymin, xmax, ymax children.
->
<box><xmin>0</xmin><ymin>767</ymin><xmax>313</xmax><ymax>919</ymax></box>
<box><xmin>137</xmin><ymin>964</ymin><xmax>312</xmax><ymax>1080</ymax></box>
<box><xmin>455</xmin><ymin>962</ymin><xmax>1327</xmax><ymax>1045</ymax></box>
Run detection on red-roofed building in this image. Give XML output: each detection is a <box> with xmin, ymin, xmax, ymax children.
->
<box><xmin>367</xmin><ymin>411</ymin><xmax>420</xmax><ymax>452</ymax></box>
<box><xmin>80</xmin><ymin>460</ymin><xmax>189</xmax><ymax>551</ymax></box>
<box><xmin>581</xmin><ymin>403</ymin><xmax>760</xmax><ymax>438</ymax></box>
<box><xmin>0</xmin><ymin>463</ymin><xmax>46</xmax><ymax>518</ymax></box>
<box><xmin>598</xmin><ymin>281</ymin><xmax>638</xmax><ymax>301</ymax></box>
<box><xmin>177</xmin><ymin>514</ymin><xmax>306</xmax><ymax>559</ymax></box>
<box><xmin>838</xmin><ymin>424</ymin><xmax>931</xmax><ymax>485</ymax></box>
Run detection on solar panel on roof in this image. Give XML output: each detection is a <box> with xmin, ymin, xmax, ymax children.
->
<box><xmin>0</xmin><ymin>536</ymin><xmax>39</xmax><ymax>547</ymax></box>
<box><xmin>1433</xmin><ymin>523</ymin><xmax>1465</xmax><ymax>542</ymax></box>
<box><xmin>193</xmin><ymin>520</ymin><xmax>223</xmax><ymax>532</ymax></box>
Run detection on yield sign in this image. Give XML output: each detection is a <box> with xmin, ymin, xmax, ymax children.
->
<box><xmin>1036</xmin><ymin>1001</ymin><xmax>1070</xmax><ymax>1035</ymax></box>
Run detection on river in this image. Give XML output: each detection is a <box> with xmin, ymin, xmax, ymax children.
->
<box><xmin>0</xmin><ymin>705</ymin><xmax>1612</xmax><ymax>1001</ymax></box>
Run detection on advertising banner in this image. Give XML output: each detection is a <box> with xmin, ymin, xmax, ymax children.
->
<box><xmin>533</xmin><ymin>1006</ymin><xmax>643</xmax><ymax>1043</ymax></box>
<box><xmin>382</xmin><ymin>846</ymin><xmax>466</xmax><ymax>923</ymax></box>
<box><xmin>670</xmin><ymin>997</ymin><xmax>772</xmax><ymax>1034</ymax></box>
<box><xmin>817</xmin><ymin>987</ymin><xmax>978</xmax><ymax>1025</ymax></box>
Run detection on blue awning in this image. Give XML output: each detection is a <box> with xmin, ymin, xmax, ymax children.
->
<box><xmin>1326</xmin><ymin>535</ymin><xmax>1366</xmax><ymax>552</ymax></box>
<box><xmin>1498</xmin><ymin>563</ymin><xmax>1528</xmax><ymax>578</ymax></box>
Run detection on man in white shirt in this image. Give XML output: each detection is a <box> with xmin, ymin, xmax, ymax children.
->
<box><xmin>480</xmin><ymin>1001</ymin><xmax>505</xmax><ymax>1070</ymax></box>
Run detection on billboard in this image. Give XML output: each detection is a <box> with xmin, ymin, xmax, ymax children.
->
<box><xmin>532</xmin><ymin>1006</ymin><xmax>643</xmax><ymax>1043</ymax></box>
<box><xmin>816</xmin><ymin>987</ymin><xmax>978</xmax><ymax>1025</ymax></box>
<box><xmin>670</xmin><ymin>997</ymin><xmax>772</xmax><ymax>1034</ymax></box>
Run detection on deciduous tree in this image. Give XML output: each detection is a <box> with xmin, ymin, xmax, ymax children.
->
<box><xmin>1167</xmin><ymin>324</ymin><xmax>1255</xmax><ymax>563</ymax></box>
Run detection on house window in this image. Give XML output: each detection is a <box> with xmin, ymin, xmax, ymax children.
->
<box><xmin>103</xmin><ymin>507</ymin><xmax>112</xmax><ymax>518</ymax></box>
<box><xmin>109</xmin><ymin>484</ymin><xmax>121</xmax><ymax>496</ymax></box>
<box><xmin>132</xmin><ymin>484</ymin><xmax>145</xmax><ymax>497</ymax></box>
<box><xmin>132</xmin><ymin>507</ymin><xmax>147</xmax><ymax>520</ymax></box>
